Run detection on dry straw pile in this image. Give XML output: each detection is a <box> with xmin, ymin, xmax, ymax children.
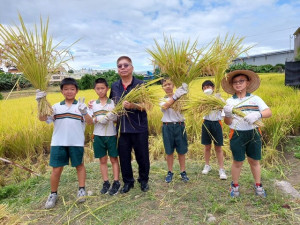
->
<box><xmin>0</xmin><ymin>14</ymin><xmax>77</xmax><ymax>117</ymax></box>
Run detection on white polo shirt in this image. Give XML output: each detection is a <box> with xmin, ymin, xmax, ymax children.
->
<box><xmin>92</xmin><ymin>99</ymin><xmax>117</xmax><ymax>136</ymax></box>
<box><xmin>46</xmin><ymin>100</ymin><xmax>85</xmax><ymax>146</ymax></box>
<box><xmin>203</xmin><ymin>110</ymin><xmax>224</xmax><ymax>121</ymax></box>
<box><xmin>226</xmin><ymin>93</ymin><xmax>269</xmax><ymax>131</ymax></box>
<box><xmin>160</xmin><ymin>97</ymin><xmax>185</xmax><ymax>123</ymax></box>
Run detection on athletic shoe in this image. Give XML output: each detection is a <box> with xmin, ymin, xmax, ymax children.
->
<box><xmin>77</xmin><ymin>188</ymin><xmax>86</xmax><ymax>203</ymax></box>
<box><xmin>45</xmin><ymin>193</ymin><xmax>58</xmax><ymax>209</ymax></box>
<box><xmin>100</xmin><ymin>181</ymin><xmax>111</xmax><ymax>194</ymax></box>
<box><xmin>180</xmin><ymin>171</ymin><xmax>189</xmax><ymax>183</ymax></box>
<box><xmin>202</xmin><ymin>165</ymin><xmax>212</xmax><ymax>175</ymax></box>
<box><xmin>255</xmin><ymin>184</ymin><xmax>267</xmax><ymax>197</ymax></box>
<box><xmin>109</xmin><ymin>181</ymin><xmax>121</xmax><ymax>196</ymax></box>
<box><xmin>141</xmin><ymin>182</ymin><xmax>149</xmax><ymax>192</ymax></box>
<box><xmin>165</xmin><ymin>171</ymin><xmax>174</xmax><ymax>183</ymax></box>
<box><xmin>230</xmin><ymin>182</ymin><xmax>240</xmax><ymax>197</ymax></box>
<box><xmin>219</xmin><ymin>169</ymin><xmax>227</xmax><ymax>180</ymax></box>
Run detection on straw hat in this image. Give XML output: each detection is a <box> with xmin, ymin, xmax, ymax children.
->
<box><xmin>221</xmin><ymin>70</ymin><xmax>260</xmax><ymax>95</ymax></box>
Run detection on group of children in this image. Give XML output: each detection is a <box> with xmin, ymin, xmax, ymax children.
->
<box><xmin>36</xmin><ymin>69</ymin><xmax>271</xmax><ymax>209</ymax></box>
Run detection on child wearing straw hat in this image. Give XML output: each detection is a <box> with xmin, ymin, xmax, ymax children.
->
<box><xmin>201</xmin><ymin>80</ymin><xmax>227</xmax><ymax>180</ymax></box>
<box><xmin>221</xmin><ymin>70</ymin><xmax>272</xmax><ymax>198</ymax></box>
<box><xmin>36</xmin><ymin>78</ymin><xmax>91</xmax><ymax>209</ymax></box>
<box><xmin>160</xmin><ymin>78</ymin><xmax>190</xmax><ymax>183</ymax></box>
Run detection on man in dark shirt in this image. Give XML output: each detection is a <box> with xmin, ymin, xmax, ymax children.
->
<box><xmin>109</xmin><ymin>56</ymin><xmax>150</xmax><ymax>193</ymax></box>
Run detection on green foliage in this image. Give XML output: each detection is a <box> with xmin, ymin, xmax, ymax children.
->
<box><xmin>0</xmin><ymin>73</ymin><xmax>32</xmax><ymax>91</ymax></box>
<box><xmin>228</xmin><ymin>63</ymin><xmax>285</xmax><ymax>73</ymax></box>
<box><xmin>0</xmin><ymin>92</ymin><xmax>3</xmax><ymax>100</ymax></box>
<box><xmin>78</xmin><ymin>74</ymin><xmax>95</xmax><ymax>90</ymax></box>
<box><xmin>68</xmin><ymin>69</ymin><xmax>74</xmax><ymax>73</ymax></box>
<box><xmin>295</xmin><ymin>47</ymin><xmax>300</xmax><ymax>61</ymax></box>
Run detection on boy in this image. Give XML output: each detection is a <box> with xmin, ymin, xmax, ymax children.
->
<box><xmin>160</xmin><ymin>78</ymin><xmax>189</xmax><ymax>183</ymax></box>
<box><xmin>222</xmin><ymin>70</ymin><xmax>272</xmax><ymax>197</ymax></box>
<box><xmin>201</xmin><ymin>80</ymin><xmax>227</xmax><ymax>180</ymax></box>
<box><xmin>85</xmin><ymin>78</ymin><xmax>120</xmax><ymax>195</ymax></box>
<box><xmin>36</xmin><ymin>78</ymin><xmax>90</xmax><ymax>209</ymax></box>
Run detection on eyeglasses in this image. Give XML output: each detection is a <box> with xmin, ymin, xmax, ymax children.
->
<box><xmin>117</xmin><ymin>63</ymin><xmax>131</xmax><ymax>69</ymax></box>
<box><xmin>232</xmin><ymin>80</ymin><xmax>247</xmax><ymax>85</ymax></box>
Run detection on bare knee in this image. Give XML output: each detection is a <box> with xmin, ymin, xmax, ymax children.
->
<box><xmin>110</xmin><ymin>156</ymin><xmax>119</xmax><ymax>164</ymax></box>
<box><xmin>100</xmin><ymin>156</ymin><xmax>108</xmax><ymax>164</ymax></box>
<box><xmin>232</xmin><ymin>160</ymin><xmax>243</xmax><ymax>169</ymax></box>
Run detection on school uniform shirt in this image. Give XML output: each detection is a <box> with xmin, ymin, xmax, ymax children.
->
<box><xmin>203</xmin><ymin>110</ymin><xmax>224</xmax><ymax>121</ymax></box>
<box><xmin>92</xmin><ymin>98</ymin><xmax>117</xmax><ymax>136</ymax></box>
<box><xmin>226</xmin><ymin>93</ymin><xmax>269</xmax><ymax>131</ymax></box>
<box><xmin>46</xmin><ymin>100</ymin><xmax>86</xmax><ymax>146</ymax></box>
<box><xmin>160</xmin><ymin>96</ymin><xmax>185</xmax><ymax>123</ymax></box>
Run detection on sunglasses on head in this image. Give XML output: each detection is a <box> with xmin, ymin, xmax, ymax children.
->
<box><xmin>117</xmin><ymin>63</ymin><xmax>131</xmax><ymax>69</ymax></box>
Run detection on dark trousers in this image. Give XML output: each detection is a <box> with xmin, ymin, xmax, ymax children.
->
<box><xmin>118</xmin><ymin>131</ymin><xmax>150</xmax><ymax>184</ymax></box>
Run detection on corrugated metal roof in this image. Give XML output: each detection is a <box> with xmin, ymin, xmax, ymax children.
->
<box><xmin>233</xmin><ymin>49</ymin><xmax>294</xmax><ymax>60</ymax></box>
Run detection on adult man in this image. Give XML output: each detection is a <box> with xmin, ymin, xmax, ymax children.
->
<box><xmin>109</xmin><ymin>56</ymin><xmax>150</xmax><ymax>193</ymax></box>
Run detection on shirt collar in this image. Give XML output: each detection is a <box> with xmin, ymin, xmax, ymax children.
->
<box><xmin>232</xmin><ymin>93</ymin><xmax>251</xmax><ymax>99</ymax></box>
<box><xmin>96</xmin><ymin>98</ymin><xmax>112</xmax><ymax>104</ymax></box>
<box><xmin>60</xmin><ymin>99</ymin><xmax>78</xmax><ymax>105</ymax></box>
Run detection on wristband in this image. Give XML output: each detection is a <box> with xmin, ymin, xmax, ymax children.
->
<box><xmin>260</xmin><ymin>112</ymin><xmax>262</xmax><ymax>118</ymax></box>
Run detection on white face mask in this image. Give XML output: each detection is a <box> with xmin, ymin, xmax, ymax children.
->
<box><xmin>204</xmin><ymin>88</ymin><xmax>213</xmax><ymax>95</ymax></box>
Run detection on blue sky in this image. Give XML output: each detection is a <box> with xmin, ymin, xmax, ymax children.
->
<box><xmin>0</xmin><ymin>0</ymin><xmax>299</xmax><ymax>72</ymax></box>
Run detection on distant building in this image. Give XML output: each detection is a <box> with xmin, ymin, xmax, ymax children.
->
<box><xmin>232</xmin><ymin>50</ymin><xmax>294</xmax><ymax>66</ymax></box>
<box><xmin>294</xmin><ymin>27</ymin><xmax>300</xmax><ymax>58</ymax></box>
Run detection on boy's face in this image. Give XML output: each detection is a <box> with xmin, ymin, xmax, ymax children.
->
<box><xmin>94</xmin><ymin>83</ymin><xmax>109</xmax><ymax>98</ymax></box>
<box><xmin>162</xmin><ymin>80</ymin><xmax>174</xmax><ymax>94</ymax></box>
<box><xmin>61</xmin><ymin>84</ymin><xmax>78</xmax><ymax>100</ymax></box>
<box><xmin>202</xmin><ymin>85</ymin><xmax>214</xmax><ymax>94</ymax></box>
<box><xmin>232</xmin><ymin>75</ymin><xmax>249</xmax><ymax>93</ymax></box>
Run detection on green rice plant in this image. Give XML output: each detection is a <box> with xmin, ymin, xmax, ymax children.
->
<box><xmin>0</xmin><ymin>13</ymin><xmax>77</xmax><ymax>117</ymax></box>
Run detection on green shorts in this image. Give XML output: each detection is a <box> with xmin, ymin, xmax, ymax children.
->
<box><xmin>93</xmin><ymin>135</ymin><xmax>118</xmax><ymax>158</ymax></box>
<box><xmin>50</xmin><ymin>146</ymin><xmax>84</xmax><ymax>168</ymax></box>
<box><xmin>229</xmin><ymin>129</ymin><xmax>262</xmax><ymax>161</ymax></box>
<box><xmin>162</xmin><ymin>122</ymin><xmax>188</xmax><ymax>155</ymax></box>
<box><xmin>201</xmin><ymin>120</ymin><xmax>223</xmax><ymax>146</ymax></box>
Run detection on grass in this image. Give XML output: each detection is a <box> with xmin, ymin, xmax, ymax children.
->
<box><xmin>0</xmin><ymin>158</ymin><xmax>299</xmax><ymax>224</ymax></box>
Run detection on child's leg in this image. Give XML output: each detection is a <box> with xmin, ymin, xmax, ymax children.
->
<box><xmin>50</xmin><ymin>167</ymin><xmax>64</xmax><ymax>192</ymax></box>
<box><xmin>99</xmin><ymin>156</ymin><xmax>109</xmax><ymax>181</ymax></box>
<box><xmin>204</xmin><ymin>144</ymin><xmax>211</xmax><ymax>165</ymax></box>
<box><xmin>76</xmin><ymin>163</ymin><xmax>86</xmax><ymax>187</ymax></box>
<box><xmin>215</xmin><ymin>145</ymin><xmax>224</xmax><ymax>169</ymax></box>
<box><xmin>109</xmin><ymin>156</ymin><xmax>120</xmax><ymax>181</ymax></box>
<box><xmin>166</xmin><ymin>153</ymin><xmax>174</xmax><ymax>171</ymax></box>
<box><xmin>231</xmin><ymin>160</ymin><xmax>243</xmax><ymax>184</ymax></box>
<box><xmin>247</xmin><ymin>157</ymin><xmax>261</xmax><ymax>184</ymax></box>
<box><xmin>178</xmin><ymin>153</ymin><xmax>186</xmax><ymax>172</ymax></box>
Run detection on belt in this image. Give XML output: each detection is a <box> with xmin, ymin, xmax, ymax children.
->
<box><xmin>163</xmin><ymin>122</ymin><xmax>184</xmax><ymax>125</ymax></box>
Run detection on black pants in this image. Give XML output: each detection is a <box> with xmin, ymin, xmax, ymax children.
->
<box><xmin>118</xmin><ymin>131</ymin><xmax>150</xmax><ymax>184</ymax></box>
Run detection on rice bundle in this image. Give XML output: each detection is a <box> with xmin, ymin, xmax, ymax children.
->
<box><xmin>0</xmin><ymin>14</ymin><xmax>77</xmax><ymax>117</ymax></box>
<box><xmin>113</xmin><ymin>78</ymin><xmax>162</xmax><ymax>115</ymax></box>
<box><xmin>184</xmin><ymin>94</ymin><xmax>264</xmax><ymax>127</ymax></box>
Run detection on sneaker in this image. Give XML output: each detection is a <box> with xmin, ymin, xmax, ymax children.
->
<box><xmin>180</xmin><ymin>171</ymin><xmax>189</xmax><ymax>183</ymax></box>
<box><xmin>45</xmin><ymin>193</ymin><xmax>58</xmax><ymax>209</ymax></box>
<box><xmin>109</xmin><ymin>181</ymin><xmax>121</xmax><ymax>196</ymax></box>
<box><xmin>219</xmin><ymin>169</ymin><xmax>227</xmax><ymax>180</ymax></box>
<box><xmin>165</xmin><ymin>171</ymin><xmax>174</xmax><ymax>183</ymax></box>
<box><xmin>100</xmin><ymin>181</ymin><xmax>111</xmax><ymax>194</ymax></box>
<box><xmin>255</xmin><ymin>184</ymin><xmax>267</xmax><ymax>197</ymax></box>
<box><xmin>230</xmin><ymin>182</ymin><xmax>240</xmax><ymax>197</ymax></box>
<box><xmin>202</xmin><ymin>165</ymin><xmax>212</xmax><ymax>175</ymax></box>
<box><xmin>77</xmin><ymin>188</ymin><xmax>86</xmax><ymax>203</ymax></box>
<box><xmin>141</xmin><ymin>182</ymin><xmax>149</xmax><ymax>192</ymax></box>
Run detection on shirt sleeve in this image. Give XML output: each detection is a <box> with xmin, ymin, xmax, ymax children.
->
<box><xmin>255</xmin><ymin>96</ymin><xmax>269</xmax><ymax>112</ymax></box>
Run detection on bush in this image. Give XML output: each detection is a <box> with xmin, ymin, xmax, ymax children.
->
<box><xmin>0</xmin><ymin>92</ymin><xmax>3</xmax><ymax>100</ymax></box>
<box><xmin>0</xmin><ymin>73</ymin><xmax>32</xmax><ymax>91</ymax></box>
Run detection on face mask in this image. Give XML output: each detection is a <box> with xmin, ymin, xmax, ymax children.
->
<box><xmin>204</xmin><ymin>88</ymin><xmax>213</xmax><ymax>95</ymax></box>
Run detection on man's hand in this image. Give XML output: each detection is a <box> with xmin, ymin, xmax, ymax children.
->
<box><xmin>123</xmin><ymin>101</ymin><xmax>132</xmax><ymax>109</ymax></box>
<box><xmin>173</xmin><ymin>83</ymin><xmax>188</xmax><ymax>100</ymax></box>
<box><xmin>224</xmin><ymin>104</ymin><xmax>234</xmax><ymax>118</ymax></box>
<box><xmin>78</xmin><ymin>97</ymin><xmax>88</xmax><ymax>116</ymax></box>
<box><xmin>36</xmin><ymin>89</ymin><xmax>46</xmax><ymax>102</ymax></box>
<box><xmin>244</xmin><ymin>112</ymin><xmax>261</xmax><ymax>125</ymax></box>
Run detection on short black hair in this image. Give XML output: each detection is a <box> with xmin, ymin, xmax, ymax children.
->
<box><xmin>161</xmin><ymin>77</ymin><xmax>172</xmax><ymax>85</ymax></box>
<box><xmin>202</xmin><ymin>80</ymin><xmax>215</xmax><ymax>90</ymax></box>
<box><xmin>60</xmin><ymin>77</ymin><xmax>78</xmax><ymax>90</ymax></box>
<box><xmin>94</xmin><ymin>78</ymin><xmax>108</xmax><ymax>88</ymax></box>
<box><xmin>231</xmin><ymin>74</ymin><xmax>250</xmax><ymax>83</ymax></box>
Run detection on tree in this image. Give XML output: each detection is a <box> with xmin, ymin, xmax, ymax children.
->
<box><xmin>68</xmin><ymin>69</ymin><xmax>74</xmax><ymax>73</ymax></box>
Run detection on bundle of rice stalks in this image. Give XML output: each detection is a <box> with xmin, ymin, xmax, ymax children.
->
<box><xmin>184</xmin><ymin>94</ymin><xmax>264</xmax><ymax>127</ymax></box>
<box><xmin>0</xmin><ymin>14</ymin><xmax>77</xmax><ymax>117</ymax></box>
<box><xmin>113</xmin><ymin>78</ymin><xmax>162</xmax><ymax>115</ymax></box>
<box><xmin>206</xmin><ymin>34</ymin><xmax>253</xmax><ymax>93</ymax></box>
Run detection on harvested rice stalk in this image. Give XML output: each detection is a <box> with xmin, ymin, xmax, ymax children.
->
<box><xmin>184</xmin><ymin>94</ymin><xmax>264</xmax><ymax>127</ymax></box>
<box><xmin>113</xmin><ymin>78</ymin><xmax>162</xmax><ymax>115</ymax></box>
<box><xmin>0</xmin><ymin>13</ymin><xmax>77</xmax><ymax>117</ymax></box>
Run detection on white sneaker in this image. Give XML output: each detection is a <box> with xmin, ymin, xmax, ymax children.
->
<box><xmin>219</xmin><ymin>169</ymin><xmax>227</xmax><ymax>180</ymax></box>
<box><xmin>45</xmin><ymin>193</ymin><xmax>58</xmax><ymax>209</ymax></box>
<box><xmin>77</xmin><ymin>188</ymin><xmax>86</xmax><ymax>203</ymax></box>
<box><xmin>202</xmin><ymin>165</ymin><xmax>211</xmax><ymax>175</ymax></box>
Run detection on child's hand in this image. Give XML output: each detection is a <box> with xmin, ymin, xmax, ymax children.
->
<box><xmin>78</xmin><ymin>97</ymin><xmax>88</xmax><ymax>116</ymax></box>
<box><xmin>88</xmin><ymin>100</ymin><xmax>95</xmax><ymax>109</ymax></box>
<box><xmin>95</xmin><ymin>115</ymin><xmax>109</xmax><ymax>124</ymax></box>
<box><xmin>173</xmin><ymin>85</ymin><xmax>188</xmax><ymax>100</ymax></box>
<box><xmin>36</xmin><ymin>89</ymin><xmax>46</xmax><ymax>102</ymax></box>
<box><xmin>106</xmin><ymin>112</ymin><xmax>117</xmax><ymax>121</ymax></box>
<box><xmin>244</xmin><ymin>112</ymin><xmax>261</xmax><ymax>125</ymax></box>
<box><xmin>224</xmin><ymin>104</ymin><xmax>234</xmax><ymax>117</ymax></box>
